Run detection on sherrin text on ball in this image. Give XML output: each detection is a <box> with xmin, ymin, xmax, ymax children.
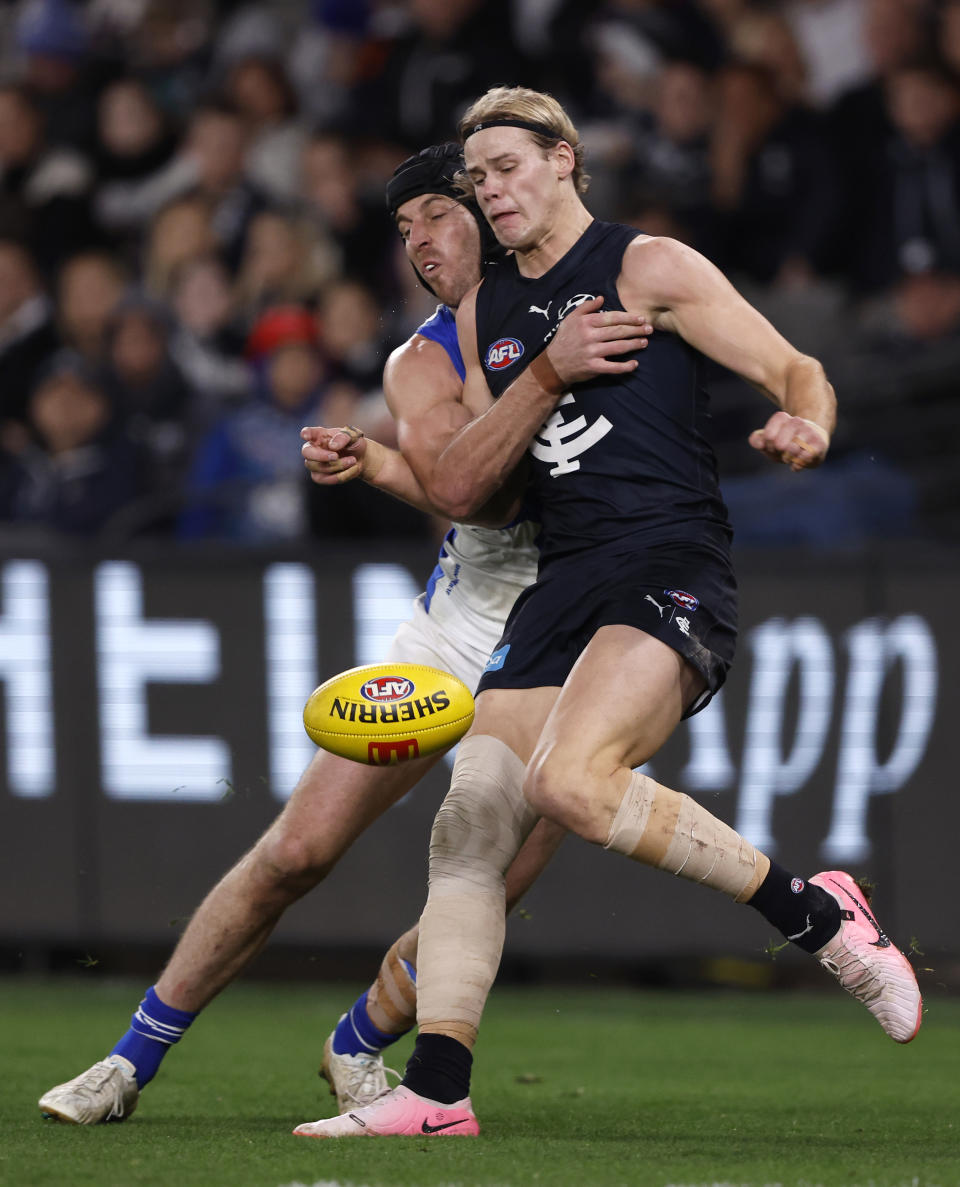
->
<box><xmin>303</xmin><ymin>662</ymin><xmax>475</xmax><ymax>764</ymax></box>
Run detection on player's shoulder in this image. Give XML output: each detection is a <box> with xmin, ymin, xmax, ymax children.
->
<box><xmin>621</xmin><ymin>235</ymin><xmax>716</xmax><ymax>305</ymax></box>
<box><xmin>623</xmin><ymin>234</ymin><xmax>699</xmax><ymax>269</ymax></box>
<box><xmin>384</xmin><ymin>331</ymin><xmax>462</xmax><ymax>410</ymax></box>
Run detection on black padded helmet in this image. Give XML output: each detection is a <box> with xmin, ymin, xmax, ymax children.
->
<box><xmin>386</xmin><ymin>142</ymin><xmax>502</xmax><ymax>295</ymax></box>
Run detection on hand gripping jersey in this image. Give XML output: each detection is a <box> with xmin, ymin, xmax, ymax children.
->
<box><xmin>414</xmin><ymin>305</ymin><xmax>539</xmax><ymax>663</ymax></box>
<box><xmin>474</xmin><ymin>221</ymin><xmax>733</xmax><ymax>567</ymax></box>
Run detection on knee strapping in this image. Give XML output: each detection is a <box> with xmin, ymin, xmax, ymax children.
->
<box><xmin>604</xmin><ymin>770</ymin><xmax>767</xmax><ymax>902</ymax></box>
<box><xmin>429</xmin><ymin>734</ymin><xmax>536</xmax><ymax>892</ymax></box>
<box><xmin>417</xmin><ymin>735</ymin><xmax>534</xmax><ymax>1047</ymax></box>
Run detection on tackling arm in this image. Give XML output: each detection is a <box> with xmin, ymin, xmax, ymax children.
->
<box><xmin>396</xmin><ymin>290</ymin><xmax>555</xmax><ymax>522</ymax></box>
<box><xmin>304</xmin><ymin>287</ymin><xmax>654</xmax><ymax>523</ymax></box>
<box><xmin>386</xmin><ymin>321</ymin><xmax>527</xmax><ymax>527</ymax></box>
<box><xmin>303</xmin><ymin>326</ymin><xmax>526</xmax><ymax>527</ymax></box>
<box><xmin>301</xmin><ymin>424</ymin><xmax>438</xmax><ymax>515</ymax></box>
<box><xmin>406</xmin><ymin>289</ymin><xmax>653</xmax><ymax>520</ymax></box>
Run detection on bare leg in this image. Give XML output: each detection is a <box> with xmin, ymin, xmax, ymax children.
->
<box><xmin>37</xmin><ymin>745</ymin><xmax>446</xmax><ymax>1122</ymax></box>
<box><xmin>525</xmin><ymin>624</ymin><xmax>766</xmax><ymax>901</ymax></box>
<box><xmin>155</xmin><ymin>746</ymin><xmax>441</xmax><ymax>1012</ymax></box>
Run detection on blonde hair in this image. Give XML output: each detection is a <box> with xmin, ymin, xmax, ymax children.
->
<box><xmin>458</xmin><ymin>86</ymin><xmax>589</xmax><ymax>194</ymax></box>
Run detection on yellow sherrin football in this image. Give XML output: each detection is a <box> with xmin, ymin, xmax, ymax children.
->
<box><xmin>303</xmin><ymin>662</ymin><xmax>475</xmax><ymax>764</ymax></box>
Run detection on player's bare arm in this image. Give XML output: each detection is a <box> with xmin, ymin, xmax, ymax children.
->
<box><xmin>619</xmin><ymin>236</ymin><xmax>836</xmax><ymax>472</ymax></box>
<box><xmin>301</xmin><ymin>330</ymin><xmax>522</xmax><ymax>526</ymax></box>
<box><xmin>299</xmin><ymin>335</ymin><xmax>455</xmax><ymax>517</ymax></box>
<box><xmin>387</xmin><ymin>325</ymin><xmax>526</xmax><ymax>526</ymax></box>
<box><xmin>300</xmin><ymin>425</ymin><xmax>431</xmax><ymax>505</ymax></box>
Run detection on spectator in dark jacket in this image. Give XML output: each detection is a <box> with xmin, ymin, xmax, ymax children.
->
<box><xmin>711</xmin><ymin>60</ymin><xmax>839</xmax><ymax>286</ymax></box>
<box><xmin>101</xmin><ymin>295</ymin><xmax>198</xmax><ymax>492</ymax></box>
<box><xmin>180</xmin><ymin>101</ymin><xmax>269</xmax><ymax>272</ymax></box>
<box><xmin>629</xmin><ymin>60</ymin><xmax>719</xmax><ymax>255</ymax></box>
<box><xmin>849</xmin><ymin>59</ymin><xmax>960</xmax><ymax>292</ymax></box>
<box><xmin>169</xmin><ymin>254</ymin><xmax>251</xmax><ymax>410</ymax></box>
<box><xmin>0</xmin><ymin>351</ymin><xmax>145</xmax><ymax>536</ymax></box>
<box><xmin>345</xmin><ymin>0</ymin><xmax>529</xmax><ymax>149</ymax></box>
<box><xmin>0</xmin><ymin>239</ymin><xmax>60</xmax><ymax>436</ymax></box>
<box><xmin>0</xmin><ymin>83</ymin><xmax>100</xmax><ymax>277</ymax></box>
<box><xmin>15</xmin><ymin>0</ymin><xmax>99</xmax><ymax>154</ymax></box>
<box><xmin>92</xmin><ymin>77</ymin><xmax>190</xmax><ymax>252</ymax></box>
<box><xmin>56</xmin><ymin>249</ymin><xmax>128</xmax><ymax>363</ymax></box>
<box><xmin>178</xmin><ymin>305</ymin><xmax>356</xmax><ymax>542</ymax></box>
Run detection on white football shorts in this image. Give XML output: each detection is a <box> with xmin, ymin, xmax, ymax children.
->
<box><xmin>385</xmin><ymin>593</ymin><xmax>501</xmax><ymax>695</ymax></box>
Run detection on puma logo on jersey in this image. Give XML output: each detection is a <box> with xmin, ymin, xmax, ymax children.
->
<box><xmin>530</xmin><ymin>394</ymin><xmax>613</xmax><ymax>476</ymax></box>
<box><xmin>644</xmin><ymin>595</ymin><xmax>668</xmax><ymax>617</ymax></box>
<box><xmin>529</xmin><ymin>300</ymin><xmax>552</xmax><ymax>319</ymax></box>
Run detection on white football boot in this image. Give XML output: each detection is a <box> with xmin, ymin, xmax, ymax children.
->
<box><xmin>811</xmin><ymin>870</ymin><xmax>922</xmax><ymax>1043</ymax></box>
<box><xmin>294</xmin><ymin>1084</ymin><xmax>479</xmax><ymax>1138</ymax></box>
<box><xmin>320</xmin><ymin>1030</ymin><xmax>399</xmax><ymax>1113</ymax></box>
<box><xmin>39</xmin><ymin>1055</ymin><xmax>139</xmax><ymax>1123</ymax></box>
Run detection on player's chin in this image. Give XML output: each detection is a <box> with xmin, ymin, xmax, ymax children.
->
<box><xmin>430</xmin><ymin>278</ymin><xmax>461</xmax><ymax>307</ymax></box>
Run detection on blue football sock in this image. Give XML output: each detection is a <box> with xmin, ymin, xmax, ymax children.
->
<box><xmin>110</xmin><ymin>986</ymin><xmax>198</xmax><ymax>1088</ymax></box>
<box><xmin>332</xmin><ymin>990</ymin><xmax>408</xmax><ymax>1057</ymax></box>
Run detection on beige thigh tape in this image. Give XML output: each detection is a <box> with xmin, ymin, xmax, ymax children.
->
<box><xmin>604</xmin><ymin>770</ymin><xmax>767</xmax><ymax>902</ymax></box>
<box><xmin>416</xmin><ymin>734</ymin><xmax>535</xmax><ymax>1047</ymax></box>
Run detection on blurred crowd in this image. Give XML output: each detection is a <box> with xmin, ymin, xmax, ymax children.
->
<box><xmin>0</xmin><ymin>0</ymin><xmax>956</xmax><ymax>550</ymax></box>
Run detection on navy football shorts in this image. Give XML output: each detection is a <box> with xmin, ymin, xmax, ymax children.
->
<box><xmin>476</xmin><ymin>539</ymin><xmax>738</xmax><ymax>717</ymax></box>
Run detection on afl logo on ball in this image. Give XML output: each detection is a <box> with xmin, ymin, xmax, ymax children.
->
<box><xmin>665</xmin><ymin>589</ymin><xmax>699</xmax><ymax>612</ymax></box>
<box><xmin>485</xmin><ymin>337</ymin><xmax>524</xmax><ymax>370</ymax></box>
<box><xmin>360</xmin><ymin>676</ymin><xmax>415</xmax><ymax>702</ymax></box>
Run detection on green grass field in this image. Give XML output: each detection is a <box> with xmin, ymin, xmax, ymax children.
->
<box><xmin>4</xmin><ymin>977</ymin><xmax>957</xmax><ymax>1187</ymax></box>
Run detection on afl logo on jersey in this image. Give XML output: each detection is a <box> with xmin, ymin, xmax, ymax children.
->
<box><xmin>360</xmin><ymin>675</ymin><xmax>415</xmax><ymax>702</ymax></box>
<box><xmin>485</xmin><ymin>337</ymin><xmax>524</xmax><ymax>370</ymax></box>
<box><xmin>665</xmin><ymin>589</ymin><xmax>699</xmax><ymax>612</ymax></box>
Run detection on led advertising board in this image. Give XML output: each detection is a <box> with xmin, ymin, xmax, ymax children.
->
<box><xmin>0</xmin><ymin>547</ymin><xmax>950</xmax><ymax>962</ymax></box>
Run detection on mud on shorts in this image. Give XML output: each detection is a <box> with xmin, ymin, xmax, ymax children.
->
<box><xmin>476</xmin><ymin>541</ymin><xmax>738</xmax><ymax>717</ymax></box>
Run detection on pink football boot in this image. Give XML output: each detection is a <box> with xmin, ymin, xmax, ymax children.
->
<box><xmin>810</xmin><ymin>870</ymin><xmax>922</xmax><ymax>1043</ymax></box>
<box><xmin>293</xmin><ymin>1085</ymin><xmax>479</xmax><ymax>1138</ymax></box>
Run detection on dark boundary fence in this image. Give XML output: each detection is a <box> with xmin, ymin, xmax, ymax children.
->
<box><xmin>1</xmin><ymin>539</ymin><xmax>955</xmax><ymax>979</ymax></box>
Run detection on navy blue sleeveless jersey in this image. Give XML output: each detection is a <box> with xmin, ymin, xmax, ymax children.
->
<box><xmin>416</xmin><ymin>304</ymin><xmax>465</xmax><ymax>382</ymax></box>
<box><xmin>475</xmin><ymin>220</ymin><xmax>732</xmax><ymax>565</ymax></box>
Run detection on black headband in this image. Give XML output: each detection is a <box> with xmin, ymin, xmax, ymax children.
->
<box><xmin>463</xmin><ymin>118</ymin><xmax>562</xmax><ymax>141</ymax></box>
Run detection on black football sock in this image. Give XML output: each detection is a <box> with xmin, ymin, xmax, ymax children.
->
<box><xmin>402</xmin><ymin>1033</ymin><xmax>473</xmax><ymax>1104</ymax></box>
<box><xmin>747</xmin><ymin>861</ymin><xmax>841</xmax><ymax>953</ymax></box>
